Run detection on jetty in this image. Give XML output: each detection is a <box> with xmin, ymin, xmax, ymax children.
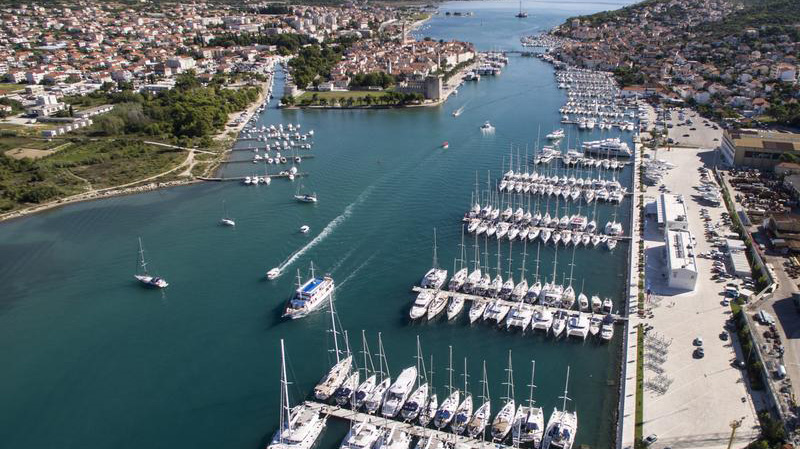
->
<box><xmin>198</xmin><ymin>173</ymin><xmax>308</xmax><ymax>182</ymax></box>
<box><xmin>220</xmin><ymin>155</ymin><xmax>315</xmax><ymax>165</ymax></box>
<box><xmin>303</xmin><ymin>401</ymin><xmax>509</xmax><ymax>449</ymax></box>
<box><xmin>411</xmin><ymin>286</ymin><xmax>626</xmax><ymax>324</ymax></box>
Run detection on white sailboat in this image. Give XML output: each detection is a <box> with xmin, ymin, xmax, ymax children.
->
<box><xmin>353</xmin><ymin>331</ymin><xmax>377</xmax><ymax>410</ymax></box>
<box><xmin>466</xmin><ymin>361</ymin><xmax>491</xmax><ymax>439</ymax></box>
<box><xmin>419</xmin><ymin>354</ymin><xmax>437</xmax><ymax>427</ymax></box>
<box><xmin>134</xmin><ymin>237</ymin><xmax>168</xmax><ymax>288</ymax></box>
<box><xmin>268</xmin><ymin>339</ymin><xmax>328</xmax><ymax>449</ymax></box>
<box><xmin>365</xmin><ymin>333</ymin><xmax>391</xmax><ymax>414</ymax></box>
<box><xmin>339</xmin><ymin>421</ymin><xmax>382</xmax><ymax>449</ymax></box>
<box><xmin>220</xmin><ymin>200</ymin><xmax>235</xmax><ymax>226</ymax></box>
<box><xmin>401</xmin><ymin>337</ymin><xmax>429</xmax><ymax>422</ymax></box>
<box><xmin>451</xmin><ymin>358</ymin><xmax>473</xmax><ymax>435</ymax></box>
<box><xmin>314</xmin><ymin>300</ymin><xmax>351</xmax><ymax>400</ymax></box>
<box><xmin>434</xmin><ymin>346</ymin><xmax>460</xmax><ymax>429</ymax></box>
<box><xmin>491</xmin><ymin>350</ymin><xmax>516</xmax><ymax>442</ymax></box>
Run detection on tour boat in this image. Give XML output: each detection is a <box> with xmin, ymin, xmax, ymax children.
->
<box><xmin>283</xmin><ymin>262</ymin><xmax>335</xmax><ymax>319</ymax></box>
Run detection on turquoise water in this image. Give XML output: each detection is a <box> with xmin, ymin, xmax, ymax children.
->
<box><xmin>0</xmin><ymin>2</ymin><xmax>635</xmax><ymax>448</ymax></box>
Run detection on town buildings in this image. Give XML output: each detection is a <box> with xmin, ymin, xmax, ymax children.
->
<box><xmin>720</xmin><ymin>129</ymin><xmax>800</xmax><ymax>169</ymax></box>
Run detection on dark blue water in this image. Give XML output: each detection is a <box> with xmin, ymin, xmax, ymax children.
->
<box><xmin>0</xmin><ymin>2</ymin><xmax>635</xmax><ymax>448</ymax></box>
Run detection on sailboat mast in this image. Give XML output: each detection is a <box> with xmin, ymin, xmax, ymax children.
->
<box><xmin>561</xmin><ymin>366</ymin><xmax>571</xmax><ymax>411</ymax></box>
<box><xmin>447</xmin><ymin>345</ymin><xmax>454</xmax><ymax>395</ymax></box>
<box><xmin>279</xmin><ymin>339</ymin><xmax>290</xmax><ymax>437</ymax></box>
<box><xmin>138</xmin><ymin>237</ymin><xmax>147</xmax><ymax>274</ymax></box>
<box><xmin>528</xmin><ymin>360</ymin><xmax>536</xmax><ymax>408</ymax></box>
<box><xmin>361</xmin><ymin>330</ymin><xmax>373</xmax><ymax>377</ymax></box>
<box><xmin>463</xmin><ymin>357</ymin><xmax>469</xmax><ymax>395</ymax></box>
<box><xmin>432</xmin><ymin>228</ymin><xmax>439</xmax><ymax>270</ymax></box>
<box><xmin>328</xmin><ymin>294</ymin><xmax>340</xmax><ymax>363</ymax></box>
<box><xmin>505</xmin><ymin>349</ymin><xmax>514</xmax><ymax>401</ymax></box>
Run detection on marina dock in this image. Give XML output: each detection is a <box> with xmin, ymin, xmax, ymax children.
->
<box><xmin>303</xmin><ymin>401</ymin><xmax>509</xmax><ymax>449</ymax></box>
<box><xmin>410</xmin><ymin>287</ymin><xmax>626</xmax><ymax>324</ymax></box>
<box><xmin>198</xmin><ymin>173</ymin><xmax>308</xmax><ymax>182</ymax></box>
<box><xmin>219</xmin><ymin>155</ymin><xmax>315</xmax><ymax>165</ymax></box>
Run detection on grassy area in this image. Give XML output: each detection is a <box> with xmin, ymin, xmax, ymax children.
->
<box><xmin>297</xmin><ymin>90</ymin><xmax>392</xmax><ymax>101</ymax></box>
<box><xmin>635</xmin><ymin>324</ymin><xmax>645</xmax><ymax>444</ymax></box>
<box><xmin>0</xmin><ymin>139</ymin><xmax>185</xmax><ymax>211</ymax></box>
<box><xmin>0</xmin><ymin>83</ymin><xmax>24</xmax><ymax>94</ymax></box>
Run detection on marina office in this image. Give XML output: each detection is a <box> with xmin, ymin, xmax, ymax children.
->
<box><xmin>658</xmin><ymin>193</ymin><xmax>698</xmax><ymax>291</ymax></box>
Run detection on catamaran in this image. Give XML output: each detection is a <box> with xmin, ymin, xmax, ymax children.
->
<box><xmin>512</xmin><ymin>360</ymin><xmax>544</xmax><ymax>448</ymax></box>
<box><xmin>283</xmin><ymin>262</ymin><xmax>335</xmax><ymax>319</ymax></box>
<box><xmin>421</xmin><ymin>228</ymin><xmax>448</xmax><ymax>290</ymax></box>
<box><xmin>134</xmin><ymin>237</ymin><xmax>168</xmax><ymax>288</ymax></box>
<box><xmin>339</xmin><ymin>421</ymin><xmax>382</xmax><ymax>449</ymax></box>
<box><xmin>268</xmin><ymin>340</ymin><xmax>328</xmax><ymax>449</ymax></box>
<box><xmin>541</xmin><ymin>367</ymin><xmax>578</xmax><ymax>449</ymax></box>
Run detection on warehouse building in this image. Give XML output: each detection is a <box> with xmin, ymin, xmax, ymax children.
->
<box><xmin>665</xmin><ymin>229</ymin><xmax>698</xmax><ymax>291</ymax></box>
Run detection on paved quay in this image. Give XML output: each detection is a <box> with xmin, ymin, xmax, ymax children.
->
<box><xmin>637</xmin><ymin>144</ymin><xmax>759</xmax><ymax>448</ymax></box>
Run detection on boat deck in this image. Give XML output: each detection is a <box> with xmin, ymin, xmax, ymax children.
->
<box><xmin>303</xmin><ymin>401</ymin><xmax>507</xmax><ymax>449</ymax></box>
<box><xmin>410</xmin><ymin>287</ymin><xmax>626</xmax><ymax>323</ymax></box>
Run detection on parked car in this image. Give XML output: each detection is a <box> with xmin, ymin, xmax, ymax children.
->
<box><xmin>694</xmin><ymin>347</ymin><xmax>705</xmax><ymax>358</ymax></box>
<box><xmin>693</xmin><ymin>337</ymin><xmax>704</xmax><ymax>346</ymax></box>
<box><xmin>644</xmin><ymin>434</ymin><xmax>659</xmax><ymax>445</ymax></box>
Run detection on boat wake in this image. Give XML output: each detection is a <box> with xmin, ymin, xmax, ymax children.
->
<box><xmin>338</xmin><ymin>253</ymin><xmax>377</xmax><ymax>290</ymax></box>
<box><xmin>274</xmin><ymin>186</ymin><xmax>373</xmax><ymax>276</ymax></box>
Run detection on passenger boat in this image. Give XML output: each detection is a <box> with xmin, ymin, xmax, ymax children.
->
<box><xmin>283</xmin><ymin>262</ymin><xmax>335</xmax><ymax>319</ymax></box>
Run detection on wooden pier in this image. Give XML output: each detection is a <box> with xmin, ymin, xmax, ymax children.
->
<box><xmin>410</xmin><ymin>286</ymin><xmax>626</xmax><ymax>324</ymax></box>
<box><xmin>303</xmin><ymin>401</ymin><xmax>507</xmax><ymax>449</ymax></box>
<box><xmin>220</xmin><ymin>155</ymin><xmax>315</xmax><ymax>165</ymax></box>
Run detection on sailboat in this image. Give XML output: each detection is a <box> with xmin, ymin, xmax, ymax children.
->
<box><xmin>541</xmin><ymin>367</ymin><xmax>578</xmax><ymax>449</ymax></box>
<box><xmin>451</xmin><ymin>358</ymin><xmax>473</xmax><ymax>434</ymax></box>
<box><xmin>401</xmin><ymin>337</ymin><xmax>429</xmax><ymax>421</ymax></box>
<box><xmin>134</xmin><ymin>237</ymin><xmax>168</xmax><ymax>288</ymax></box>
<box><xmin>220</xmin><ymin>200</ymin><xmax>235</xmax><ymax>226</ymax></box>
<box><xmin>419</xmin><ymin>354</ymin><xmax>438</xmax><ymax>427</ymax></box>
<box><xmin>314</xmin><ymin>299</ymin><xmax>352</xmax><ymax>400</ymax></box>
<box><xmin>448</xmin><ymin>226</ymin><xmax>468</xmax><ymax>292</ymax></box>
<box><xmin>512</xmin><ymin>360</ymin><xmax>545</xmax><ymax>447</ymax></box>
<box><xmin>365</xmin><ymin>333</ymin><xmax>391</xmax><ymax>414</ymax></box>
<box><xmin>433</xmin><ymin>346</ymin><xmax>459</xmax><ymax>429</ymax></box>
<box><xmin>353</xmin><ymin>331</ymin><xmax>377</xmax><ymax>410</ymax></box>
<box><xmin>340</xmin><ymin>420</ymin><xmax>382</xmax><ymax>449</ymax></box>
<box><xmin>373</xmin><ymin>426</ymin><xmax>412</xmax><ymax>449</ymax></box>
<box><xmin>421</xmin><ymin>228</ymin><xmax>448</xmax><ymax>290</ymax></box>
<box><xmin>466</xmin><ymin>361</ymin><xmax>491</xmax><ymax>439</ymax></box>
<box><xmin>294</xmin><ymin>184</ymin><xmax>317</xmax><ymax>203</ymax></box>
<box><xmin>267</xmin><ymin>340</ymin><xmax>328</xmax><ymax>449</ymax></box>
<box><xmin>491</xmin><ymin>350</ymin><xmax>516</xmax><ymax>442</ymax></box>
<box><xmin>515</xmin><ymin>0</ymin><xmax>528</xmax><ymax>18</ymax></box>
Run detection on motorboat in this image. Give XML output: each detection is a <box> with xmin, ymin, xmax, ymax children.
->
<box><xmin>601</xmin><ymin>314</ymin><xmax>615</xmax><ymax>341</ymax></box>
<box><xmin>481</xmin><ymin>121</ymin><xmax>495</xmax><ymax>131</ymax></box>
<box><xmin>409</xmin><ymin>290</ymin><xmax>434</xmax><ymax>320</ymax></box>
<box><xmin>283</xmin><ymin>263</ymin><xmax>335</xmax><ymax>319</ymax></box>
<box><xmin>591</xmin><ymin>295</ymin><xmax>602</xmax><ymax>312</ymax></box>
<box><xmin>382</xmin><ymin>367</ymin><xmax>418</xmax><ymax>418</ymax></box>
<box><xmin>588</xmin><ymin>315</ymin><xmax>602</xmax><ymax>336</ymax></box>
<box><xmin>299</xmin><ymin>225</ymin><xmax>310</xmax><ymax>233</ymax></box>
<box><xmin>267</xmin><ymin>268</ymin><xmax>282</xmax><ymax>280</ymax></box>
<box><xmin>550</xmin><ymin>310</ymin><xmax>568</xmax><ymax>338</ymax></box>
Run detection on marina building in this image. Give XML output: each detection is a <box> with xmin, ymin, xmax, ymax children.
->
<box><xmin>656</xmin><ymin>193</ymin><xmax>689</xmax><ymax>231</ymax></box>
<box><xmin>665</xmin><ymin>229</ymin><xmax>698</xmax><ymax>291</ymax></box>
<box><xmin>720</xmin><ymin>129</ymin><xmax>800</xmax><ymax>170</ymax></box>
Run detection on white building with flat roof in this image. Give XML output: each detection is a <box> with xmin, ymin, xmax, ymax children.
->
<box><xmin>657</xmin><ymin>193</ymin><xmax>689</xmax><ymax>231</ymax></box>
<box><xmin>665</xmin><ymin>229</ymin><xmax>698</xmax><ymax>290</ymax></box>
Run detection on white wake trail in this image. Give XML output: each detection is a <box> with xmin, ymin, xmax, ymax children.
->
<box><xmin>275</xmin><ymin>186</ymin><xmax>373</xmax><ymax>276</ymax></box>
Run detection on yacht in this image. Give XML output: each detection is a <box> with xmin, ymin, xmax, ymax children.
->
<box><xmin>541</xmin><ymin>368</ymin><xmax>578</xmax><ymax>449</ymax></box>
<box><xmin>588</xmin><ymin>315</ymin><xmax>602</xmax><ymax>337</ymax></box>
<box><xmin>314</xmin><ymin>355</ymin><xmax>352</xmax><ymax>401</ymax></box>
<box><xmin>401</xmin><ymin>383</ymin><xmax>429</xmax><ymax>422</ymax></box>
<box><xmin>299</xmin><ymin>225</ymin><xmax>310</xmax><ymax>234</ymax></box>
<box><xmin>421</xmin><ymin>229</ymin><xmax>448</xmax><ymax>289</ymax></box>
<box><xmin>467</xmin><ymin>400</ymin><xmax>491</xmax><ymax>439</ymax></box>
<box><xmin>566</xmin><ymin>312</ymin><xmax>590</xmax><ymax>340</ymax></box>
<box><xmin>601</xmin><ymin>314</ymin><xmax>615</xmax><ymax>341</ymax></box>
<box><xmin>451</xmin><ymin>394</ymin><xmax>473</xmax><ymax>435</ymax></box>
<box><xmin>419</xmin><ymin>394</ymin><xmax>438</xmax><ymax>427</ymax></box>
<box><xmin>426</xmin><ymin>292</ymin><xmax>449</xmax><ymax>320</ymax></box>
<box><xmin>480</xmin><ymin>121</ymin><xmax>495</xmax><ymax>131</ymax></box>
<box><xmin>546</xmin><ymin>129</ymin><xmax>565</xmax><ymax>140</ymax></box>
<box><xmin>446</xmin><ymin>295</ymin><xmax>465</xmax><ymax>320</ymax></box>
<box><xmin>382</xmin><ymin>367</ymin><xmax>418</xmax><ymax>418</ymax></box>
<box><xmin>468</xmin><ymin>300</ymin><xmax>488</xmax><ymax>324</ymax></box>
<box><xmin>531</xmin><ymin>306</ymin><xmax>554</xmax><ymax>332</ymax></box>
<box><xmin>434</xmin><ymin>390</ymin><xmax>460</xmax><ymax>429</ymax></box>
<box><xmin>340</xmin><ymin>421</ymin><xmax>383</xmax><ymax>449</ymax></box>
<box><xmin>268</xmin><ymin>340</ymin><xmax>327</xmax><ymax>449</ymax></box>
<box><xmin>601</xmin><ymin>298</ymin><xmax>613</xmax><ymax>314</ymax></box>
<box><xmin>334</xmin><ymin>371</ymin><xmax>360</xmax><ymax>406</ymax></box>
<box><xmin>483</xmin><ymin>299</ymin><xmax>511</xmax><ymax>324</ymax></box>
<box><xmin>294</xmin><ymin>192</ymin><xmax>318</xmax><ymax>203</ymax></box>
<box><xmin>512</xmin><ymin>361</ymin><xmax>545</xmax><ymax>448</ymax></box>
<box><xmin>354</xmin><ymin>375</ymin><xmax>377</xmax><ymax>410</ymax></box>
<box><xmin>581</xmin><ymin>137</ymin><xmax>631</xmax><ymax>158</ymax></box>
<box><xmin>409</xmin><ymin>290</ymin><xmax>434</xmax><ymax>320</ymax></box>
<box><xmin>365</xmin><ymin>377</ymin><xmax>391</xmax><ymax>414</ymax></box>
<box><xmin>134</xmin><ymin>237</ymin><xmax>168</xmax><ymax>288</ymax></box>
<box><xmin>448</xmin><ymin>267</ymin><xmax>468</xmax><ymax>291</ymax></box>
<box><xmin>505</xmin><ymin>303</ymin><xmax>534</xmax><ymax>331</ymax></box>
<box><xmin>283</xmin><ymin>263</ymin><xmax>335</xmax><ymax>319</ymax></box>
<box><xmin>492</xmin><ymin>351</ymin><xmax>516</xmax><ymax>442</ymax></box>
<box><xmin>373</xmin><ymin>427</ymin><xmax>412</xmax><ymax>449</ymax></box>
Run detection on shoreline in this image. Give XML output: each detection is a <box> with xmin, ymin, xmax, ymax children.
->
<box><xmin>0</xmin><ymin>62</ymin><xmax>281</xmax><ymax>224</ymax></box>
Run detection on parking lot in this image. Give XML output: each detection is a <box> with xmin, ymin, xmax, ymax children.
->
<box><xmin>639</xmin><ymin>145</ymin><xmax>760</xmax><ymax>448</ymax></box>
<box><xmin>655</xmin><ymin>107</ymin><xmax>724</xmax><ymax>149</ymax></box>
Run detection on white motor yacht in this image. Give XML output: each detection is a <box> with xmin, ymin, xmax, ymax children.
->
<box><xmin>409</xmin><ymin>290</ymin><xmax>434</xmax><ymax>320</ymax></box>
<box><xmin>601</xmin><ymin>314</ymin><xmax>615</xmax><ymax>341</ymax></box>
<box><xmin>382</xmin><ymin>367</ymin><xmax>418</xmax><ymax>418</ymax></box>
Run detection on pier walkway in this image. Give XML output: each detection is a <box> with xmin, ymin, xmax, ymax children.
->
<box><xmin>410</xmin><ymin>287</ymin><xmax>626</xmax><ymax>324</ymax></box>
<box><xmin>303</xmin><ymin>401</ymin><xmax>508</xmax><ymax>449</ymax></box>
<box><xmin>220</xmin><ymin>155</ymin><xmax>315</xmax><ymax>165</ymax></box>
<box><xmin>198</xmin><ymin>173</ymin><xmax>308</xmax><ymax>182</ymax></box>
